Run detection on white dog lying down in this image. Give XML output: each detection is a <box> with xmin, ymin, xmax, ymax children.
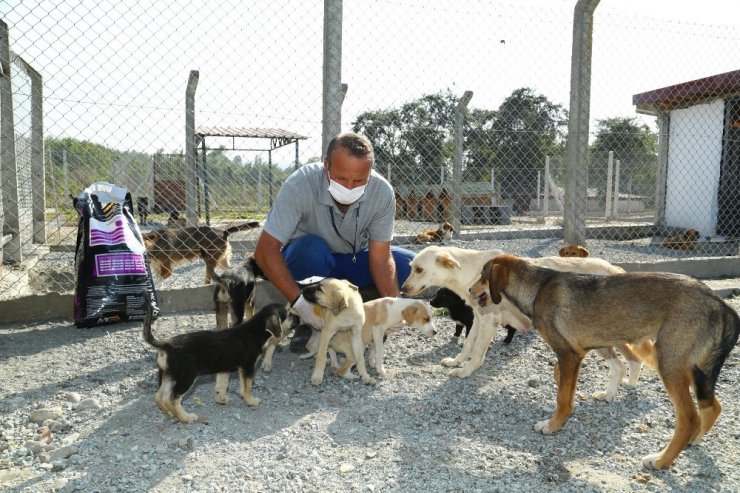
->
<box><xmin>302</xmin><ymin>297</ymin><xmax>436</xmax><ymax>379</ymax></box>
<box><xmin>401</xmin><ymin>246</ymin><xmax>648</xmax><ymax>401</ymax></box>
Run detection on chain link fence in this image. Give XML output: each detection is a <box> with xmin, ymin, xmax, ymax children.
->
<box><xmin>1</xmin><ymin>0</ymin><xmax>739</xmax><ymax>300</ymax></box>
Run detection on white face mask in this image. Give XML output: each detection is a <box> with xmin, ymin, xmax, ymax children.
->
<box><xmin>327</xmin><ymin>179</ymin><xmax>366</xmax><ymax>205</ymax></box>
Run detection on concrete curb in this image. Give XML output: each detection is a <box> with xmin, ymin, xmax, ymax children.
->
<box><xmin>2</xmin><ymin>258</ymin><xmax>740</xmax><ymax>326</ymax></box>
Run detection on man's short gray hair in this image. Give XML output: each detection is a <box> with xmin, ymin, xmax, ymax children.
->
<box><xmin>325</xmin><ymin>133</ymin><xmax>375</xmax><ymax>167</ymax></box>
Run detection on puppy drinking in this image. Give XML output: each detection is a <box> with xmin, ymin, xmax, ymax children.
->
<box><xmin>142</xmin><ymin>302</ymin><xmax>299</xmax><ymax>423</ymax></box>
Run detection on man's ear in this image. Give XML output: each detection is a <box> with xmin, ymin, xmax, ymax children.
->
<box><xmin>435</xmin><ymin>252</ymin><xmax>461</xmax><ymax>270</ymax></box>
<box><xmin>489</xmin><ymin>263</ymin><xmax>510</xmax><ymax>305</ymax></box>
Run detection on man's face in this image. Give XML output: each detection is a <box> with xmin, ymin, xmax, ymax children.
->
<box><xmin>324</xmin><ymin>146</ymin><xmax>372</xmax><ymax>190</ymax></box>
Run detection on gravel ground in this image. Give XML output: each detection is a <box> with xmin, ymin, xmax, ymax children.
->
<box><xmin>1</xmin><ymin>238</ymin><xmax>740</xmax><ymax>492</ymax></box>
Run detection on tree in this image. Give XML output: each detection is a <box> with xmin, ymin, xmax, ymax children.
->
<box><xmin>463</xmin><ymin>108</ymin><xmax>497</xmax><ymax>182</ymax></box>
<box><xmin>589</xmin><ymin>117</ymin><xmax>657</xmax><ymax>204</ymax></box>
<box><xmin>353</xmin><ymin>91</ymin><xmax>458</xmax><ymax>185</ymax></box>
<box><xmin>491</xmin><ymin>88</ymin><xmax>567</xmax><ymax>210</ymax></box>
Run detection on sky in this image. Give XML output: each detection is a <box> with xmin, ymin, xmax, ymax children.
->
<box><xmin>3</xmin><ymin>0</ymin><xmax>740</xmax><ymax>168</ymax></box>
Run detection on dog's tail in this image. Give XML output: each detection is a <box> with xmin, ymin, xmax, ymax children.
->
<box><xmin>222</xmin><ymin>221</ymin><xmax>261</xmax><ymax>238</ymax></box>
<box><xmin>245</xmin><ymin>255</ymin><xmax>266</xmax><ymax>279</ymax></box>
<box><xmin>142</xmin><ymin>303</ymin><xmax>164</xmax><ymax>349</ymax></box>
<box><xmin>693</xmin><ymin>305</ymin><xmax>740</xmax><ymax>401</ymax></box>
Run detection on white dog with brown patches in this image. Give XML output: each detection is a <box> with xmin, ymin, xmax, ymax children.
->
<box><xmin>401</xmin><ymin>246</ymin><xmax>646</xmax><ymax>402</ymax></box>
<box><xmin>303</xmin><ymin>297</ymin><xmax>436</xmax><ymax>379</ymax></box>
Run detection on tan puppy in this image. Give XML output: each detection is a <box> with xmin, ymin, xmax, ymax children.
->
<box><xmin>401</xmin><ymin>246</ymin><xmax>648</xmax><ymax>402</ymax></box>
<box><xmin>303</xmin><ymin>297</ymin><xmax>436</xmax><ymax>379</ymax></box>
<box><xmin>661</xmin><ymin>228</ymin><xmax>700</xmax><ymax>251</ymax></box>
<box><xmin>415</xmin><ymin>222</ymin><xmax>454</xmax><ymax>244</ymax></box>
<box><xmin>469</xmin><ymin>255</ymin><xmax>739</xmax><ymax>469</ymax></box>
<box><xmin>558</xmin><ymin>244</ymin><xmax>589</xmax><ymax>258</ymax></box>
<box><xmin>301</xmin><ymin>278</ymin><xmax>370</xmax><ymax>385</ymax></box>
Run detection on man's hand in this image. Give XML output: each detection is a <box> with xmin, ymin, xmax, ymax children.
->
<box><xmin>291</xmin><ymin>295</ymin><xmax>324</xmax><ymax>329</ymax></box>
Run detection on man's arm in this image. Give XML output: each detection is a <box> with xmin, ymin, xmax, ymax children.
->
<box><xmin>367</xmin><ymin>239</ymin><xmax>399</xmax><ymax>297</ymax></box>
<box><xmin>253</xmin><ymin>230</ymin><xmax>302</xmax><ymax>304</ymax></box>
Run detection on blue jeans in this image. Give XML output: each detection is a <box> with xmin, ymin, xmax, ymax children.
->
<box><xmin>282</xmin><ymin>234</ymin><xmax>415</xmax><ymax>289</ymax></box>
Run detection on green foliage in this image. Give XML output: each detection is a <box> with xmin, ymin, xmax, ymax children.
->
<box><xmin>589</xmin><ymin>117</ymin><xmax>657</xmax><ymax>203</ymax></box>
<box><xmin>491</xmin><ymin>88</ymin><xmax>567</xmax><ymax>198</ymax></box>
<box><xmin>353</xmin><ymin>88</ymin><xmax>567</xmax><ymax>200</ymax></box>
<box><xmin>44</xmin><ymin>137</ymin><xmax>293</xmax><ymax>214</ymax></box>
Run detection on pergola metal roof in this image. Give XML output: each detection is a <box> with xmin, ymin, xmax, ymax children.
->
<box><xmin>195</xmin><ymin>126</ymin><xmax>308</xmax><ymax>151</ymax></box>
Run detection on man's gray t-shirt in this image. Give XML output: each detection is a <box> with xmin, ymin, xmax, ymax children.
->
<box><xmin>263</xmin><ymin>163</ymin><xmax>395</xmax><ymax>254</ymax></box>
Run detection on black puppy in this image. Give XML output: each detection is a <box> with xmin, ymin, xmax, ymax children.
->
<box><xmin>142</xmin><ymin>302</ymin><xmax>299</xmax><ymax>423</ymax></box>
<box><xmin>430</xmin><ymin>287</ymin><xmax>516</xmax><ymax>343</ymax></box>
<box><xmin>209</xmin><ymin>256</ymin><xmax>264</xmax><ymax>330</ymax></box>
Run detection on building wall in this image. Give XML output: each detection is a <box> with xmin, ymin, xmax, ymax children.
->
<box><xmin>665</xmin><ymin>98</ymin><xmax>725</xmax><ymax>237</ymax></box>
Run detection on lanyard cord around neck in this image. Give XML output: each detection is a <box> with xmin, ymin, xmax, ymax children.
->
<box><xmin>328</xmin><ymin>205</ymin><xmax>360</xmax><ymax>263</ymax></box>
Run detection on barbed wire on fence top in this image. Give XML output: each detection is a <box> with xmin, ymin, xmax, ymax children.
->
<box><xmin>1</xmin><ymin>1</ymin><xmax>739</xmax><ymax>299</ymax></box>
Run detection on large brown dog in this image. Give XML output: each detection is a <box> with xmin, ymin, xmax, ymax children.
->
<box><xmin>143</xmin><ymin>222</ymin><xmax>260</xmax><ymax>284</ymax></box>
<box><xmin>469</xmin><ymin>255</ymin><xmax>739</xmax><ymax>469</ymax></box>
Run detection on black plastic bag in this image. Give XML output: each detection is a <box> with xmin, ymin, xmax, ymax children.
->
<box><xmin>72</xmin><ymin>182</ymin><xmax>159</xmax><ymax>328</ymax></box>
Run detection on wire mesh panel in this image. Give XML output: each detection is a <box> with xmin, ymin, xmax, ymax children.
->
<box><xmin>1</xmin><ymin>1</ymin><xmax>740</xmax><ymax>301</ymax></box>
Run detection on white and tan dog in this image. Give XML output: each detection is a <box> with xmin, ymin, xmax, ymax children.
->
<box><xmin>401</xmin><ymin>246</ymin><xmax>647</xmax><ymax>401</ymax></box>
<box><xmin>300</xmin><ymin>278</ymin><xmax>370</xmax><ymax>385</ymax></box>
<box><xmin>303</xmin><ymin>297</ymin><xmax>436</xmax><ymax>379</ymax></box>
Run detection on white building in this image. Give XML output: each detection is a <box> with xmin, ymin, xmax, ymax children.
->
<box><xmin>633</xmin><ymin>69</ymin><xmax>740</xmax><ymax>238</ymax></box>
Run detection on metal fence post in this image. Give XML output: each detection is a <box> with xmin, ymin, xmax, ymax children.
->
<box><xmin>605</xmin><ymin>150</ymin><xmax>613</xmax><ymax>220</ymax></box>
<box><xmin>27</xmin><ymin>59</ymin><xmax>45</xmax><ymax>244</ymax></box>
<box><xmin>452</xmin><ymin>91</ymin><xmax>473</xmax><ymax>238</ymax></box>
<box><xmin>185</xmin><ymin>70</ymin><xmax>199</xmax><ymax>227</ymax></box>
<box><xmin>322</xmin><ymin>0</ymin><xmax>343</xmax><ymax>157</ymax></box>
<box><xmin>564</xmin><ymin>0</ymin><xmax>599</xmax><ymax>246</ymax></box>
<box><xmin>0</xmin><ymin>20</ymin><xmax>22</xmax><ymax>264</ymax></box>
<box><xmin>654</xmin><ymin>110</ymin><xmax>669</xmax><ymax>228</ymax></box>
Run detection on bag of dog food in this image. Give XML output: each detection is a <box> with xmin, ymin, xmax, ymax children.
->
<box><xmin>72</xmin><ymin>182</ymin><xmax>159</xmax><ymax>328</ymax></box>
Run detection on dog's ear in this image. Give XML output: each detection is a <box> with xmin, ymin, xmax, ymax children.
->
<box><xmin>266</xmin><ymin>313</ymin><xmax>283</xmax><ymax>338</ymax></box>
<box><xmin>435</xmin><ymin>252</ymin><xmax>461</xmax><ymax>270</ymax></box>
<box><xmin>488</xmin><ymin>263</ymin><xmax>509</xmax><ymax>305</ymax></box>
<box><xmin>345</xmin><ymin>281</ymin><xmax>359</xmax><ymax>291</ymax></box>
<box><xmin>330</xmin><ymin>290</ymin><xmax>349</xmax><ymax>314</ymax></box>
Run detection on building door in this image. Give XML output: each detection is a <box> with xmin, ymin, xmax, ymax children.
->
<box><xmin>717</xmin><ymin>98</ymin><xmax>740</xmax><ymax>237</ymax></box>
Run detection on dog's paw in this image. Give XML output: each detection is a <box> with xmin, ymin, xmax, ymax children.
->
<box><xmin>377</xmin><ymin>366</ymin><xmax>387</xmax><ymax>379</ymax></box>
<box><xmin>179</xmin><ymin>412</ymin><xmax>199</xmax><ymax>424</ymax></box>
<box><xmin>641</xmin><ymin>453</ymin><xmax>666</xmax><ymax>469</ymax></box>
<box><xmin>243</xmin><ymin>396</ymin><xmax>261</xmax><ymax>407</ymax></box>
<box><xmin>214</xmin><ymin>392</ymin><xmax>230</xmax><ymax>405</ymax></box>
<box><xmin>441</xmin><ymin>357</ymin><xmax>462</xmax><ymax>368</ymax></box>
<box><xmin>534</xmin><ymin>419</ymin><xmax>555</xmax><ymax>435</ymax></box>
<box><xmin>361</xmin><ymin>375</ymin><xmax>377</xmax><ymax>386</ymax></box>
<box><xmin>592</xmin><ymin>390</ymin><xmax>615</xmax><ymax>402</ymax></box>
<box><xmin>447</xmin><ymin>367</ymin><xmax>471</xmax><ymax>378</ymax></box>
<box><xmin>260</xmin><ymin>360</ymin><xmax>273</xmax><ymax>372</ymax></box>
<box><xmin>310</xmin><ymin>374</ymin><xmax>324</xmax><ymax>386</ymax></box>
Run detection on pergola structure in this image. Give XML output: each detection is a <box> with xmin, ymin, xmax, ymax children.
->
<box><xmin>194</xmin><ymin>126</ymin><xmax>307</xmax><ymax>224</ymax></box>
